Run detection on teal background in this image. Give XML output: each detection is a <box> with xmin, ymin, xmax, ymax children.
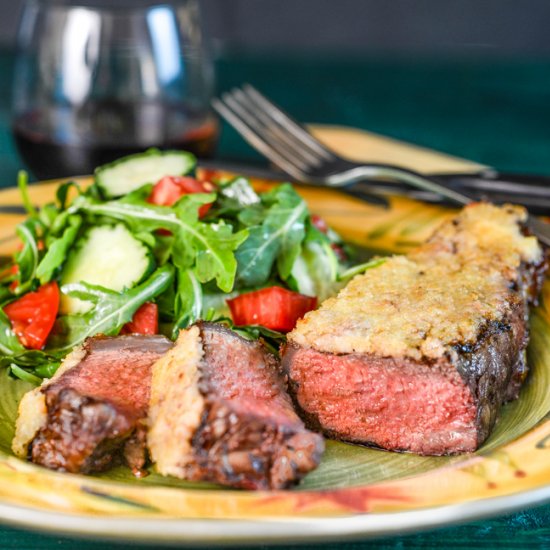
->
<box><xmin>0</xmin><ymin>47</ymin><xmax>550</xmax><ymax>547</ymax></box>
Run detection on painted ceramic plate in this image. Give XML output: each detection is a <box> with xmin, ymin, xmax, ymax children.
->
<box><xmin>0</xmin><ymin>171</ymin><xmax>547</xmax><ymax>545</ymax></box>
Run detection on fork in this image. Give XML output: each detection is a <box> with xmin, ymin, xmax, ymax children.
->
<box><xmin>212</xmin><ymin>84</ymin><xmax>550</xmax><ymax>247</ymax></box>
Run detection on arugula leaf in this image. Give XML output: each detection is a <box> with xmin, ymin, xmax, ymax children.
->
<box><xmin>238</xmin><ymin>204</ymin><xmax>265</xmax><ymax>227</ymax></box>
<box><xmin>10</xmin><ymin>363</ymin><xmax>42</xmax><ymax>384</ymax></box>
<box><xmin>235</xmin><ymin>226</ymin><xmax>280</xmax><ymax>286</ymax></box>
<box><xmin>0</xmin><ymin>310</ymin><xmax>25</xmax><ymax>356</ymax></box>
<box><xmin>200</xmin><ymin>314</ymin><xmax>285</xmax><ymax>356</ymax></box>
<box><xmin>287</xmin><ymin>222</ymin><xmax>341</xmax><ymax>300</ymax></box>
<box><xmin>38</xmin><ymin>203</ymin><xmax>61</xmax><ymax>230</ymax></box>
<box><xmin>273</xmin><ymin>186</ymin><xmax>308</xmax><ymax>279</ymax></box>
<box><xmin>134</xmin><ymin>231</ymin><xmax>156</xmax><ymax>249</ymax></box>
<box><xmin>14</xmin><ymin>219</ymin><xmax>40</xmax><ymax>285</ymax></box>
<box><xmin>338</xmin><ymin>257</ymin><xmax>386</xmax><ymax>280</ymax></box>
<box><xmin>210</xmin><ymin>177</ymin><xmax>261</xmax><ymax>218</ymax></box>
<box><xmin>225</xmin><ymin>321</ymin><xmax>286</xmax><ymax>356</ymax></box>
<box><xmin>49</xmin><ymin>265</ymin><xmax>174</xmax><ymax>352</ymax></box>
<box><xmin>117</xmin><ymin>183</ymin><xmax>154</xmax><ymax>205</ymax></box>
<box><xmin>170</xmin><ymin>197</ymin><xmax>249</xmax><ymax>291</ymax></box>
<box><xmin>49</xmin><ymin>210</ymin><xmax>72</xmax><ymax>236</ymax></box>
<box><xmin>189</xmin><ymin>222</ymin><xmax>248</xmax><ymax>291</ymax></box>
<box><xmin>152</xmin><ymin>234</ymin><xmax>174</xmax><ymax>266</ymax></box>
<box><xmin>69</xmin><ymin>192</ymin><xmax>207</xmax><ymax>233</ymax></box>
<box><xmin>236</xmin><ymin>184</ymin><xmax>307</xmax><ymax>286</ymax></box>
<box><xmin>17</xmin><ymin>171</ymin><xmax>37</xmax><ymax>218</ymax></box>
<box><xmin>173</xmin><ymin>268</ymin><xmax>202</xmax><ymax>337</ymax></box>
<box><xmin>0</xmin><ymin>287</ymin><xmax>13</xmax><ymax>307</ymax></box>
<box><xmin>289</xmin><ymin>239</ymin><xmax>339</xmax><ymax>301</ymax></box>
<box><xmin>56</xmin><ymin>180</ymin><xmax>83</xmax><ymax>210</ymax></box>
<box><xmin>33</xmin><ymin>182</ymin><xmax>82</xmax><ymax>235</ymax></box>
<box><xmin>36</xmin><ymin>215</ymin><xmax>82</xmax><ymax>284</ymax></box>
<box><xmin>35</xmin><ymin>359</ymin><xmax>63</xmax><ymax>378</ymax></box>
<box><xmin>155</xmin><ymin>278</ymin><xmax>176</xmax><ymax>320</ymax></box>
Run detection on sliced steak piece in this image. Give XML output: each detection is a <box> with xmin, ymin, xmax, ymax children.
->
<box><xmin>12</xmin><ymin>335</ymin><xmax>172</xmax><ymax>474</ymax></box>
<box><xmin>283</xmin><ymin>203</ymin><xmax>547</xmax><ymax>456</ymax></box>
<box><xmin>148</xmin><ymin>322</ymin><xmax>324</xmax><ymax>490</ymax></box>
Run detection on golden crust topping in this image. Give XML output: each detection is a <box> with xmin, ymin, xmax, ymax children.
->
<box><xmin>289</xmin><ymin>203</ymin><xmax>542</xmax><ymax>360</ymax></box>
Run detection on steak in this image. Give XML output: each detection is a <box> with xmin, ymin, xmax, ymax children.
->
<box><xmin>12</xmin><ymin>335</ymin><xmax>172</xmax><ymax>474</ymax></box>
<box><xmin>283</xmin><ymin>203</ymin><xmax>547</xmax><ymax>455</ymax></box>
<box><xmin>148</xmin><ymin>322</ymin><xmax>324</xmax><ymax>490</ymax></box>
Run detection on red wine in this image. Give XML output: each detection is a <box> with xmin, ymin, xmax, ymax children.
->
<box><xmin>13</xmin><ymin>101</ymin><xmax>219</xmax><ymax>180</ymax></box>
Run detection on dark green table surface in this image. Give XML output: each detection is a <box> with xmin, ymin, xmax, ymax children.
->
<box><xmin>0</xmin><ymin>47</ymin><xmax>550</xmax><ymax>548</ymax></box>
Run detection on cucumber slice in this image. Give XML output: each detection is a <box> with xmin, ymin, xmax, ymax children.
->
<box><xmin>95</xmin><ymin>150</ymin><xmax>196</xmax><ymax>198</ymax></box>
<box><xmin>60</xmin><ymin>224</ymin><xmax>154</xmax><ymax>314</ymax></box>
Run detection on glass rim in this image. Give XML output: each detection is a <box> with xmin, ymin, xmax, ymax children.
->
<box><xmin>22</xmin><ymin>0</ymin><xmax>196</xmax><ymax>14</ymax></box>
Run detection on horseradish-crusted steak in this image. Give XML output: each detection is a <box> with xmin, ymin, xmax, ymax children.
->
<box><xmin>282</xmin><ymin>203</ymin><xmax>547</xmax><ymax>455</ymax></box>
<box><xmin>148</xmin><ymin>322</ymin><xmax>324</xmax><ymax>490</ymax></box>
<box><xmin>12</xmin><ymin>335</ymin><xmax>172</xmax><ymax>474</ymax></box>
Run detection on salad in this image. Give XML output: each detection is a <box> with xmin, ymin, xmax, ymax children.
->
<box><xmin>0</xmin><ymin>149</ymin><xmax>379</xmax><ymax>382</ymax></box>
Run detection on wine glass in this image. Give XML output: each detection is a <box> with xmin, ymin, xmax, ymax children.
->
<box><xmin>12</xmin><ymin>0</ymin><xmax>217</xmax><ymax>180</ymax></box>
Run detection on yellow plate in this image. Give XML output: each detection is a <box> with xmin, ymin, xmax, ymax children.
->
<box><xmin>0</xmin><ymin>139</ymin><xmax>547</xmax><ymax>544</ymax></box>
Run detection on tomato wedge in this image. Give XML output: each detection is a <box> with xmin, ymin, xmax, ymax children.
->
<box><xmin>148</xmin><ymin>176</ymin><xmax>215</xmax><ymax>218</ymax></box>
<box><xmin>4</xmin><ymin>282</ymin><xmax>60</xmax><ymax>350</ymax></box>
<box><xmin>121</xmin><ymin>302</ymin><xmax>158</xmax><ymax>335</ymax></box>
<box><xmin>227</xmin><ymin>287</ymin><xmax>317</xmax><ymax>333</ymax></box>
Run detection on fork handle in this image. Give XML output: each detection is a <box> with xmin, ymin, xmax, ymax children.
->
<box><xmin>328</xmin><ymin>165</ymin><xmax>472</xmax><ymax>206</ymax></box>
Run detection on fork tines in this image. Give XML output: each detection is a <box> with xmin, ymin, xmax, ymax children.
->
<box><xmin>212</xmin><ymin>84</ymin><xmax>334</xmax><ymax>179</ymax></box>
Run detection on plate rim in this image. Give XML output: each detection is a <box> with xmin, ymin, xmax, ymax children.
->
<box><xmin>0</xmin><ymin>483</ymin><xmax>548</xmax><ymax>545</ymax></box>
